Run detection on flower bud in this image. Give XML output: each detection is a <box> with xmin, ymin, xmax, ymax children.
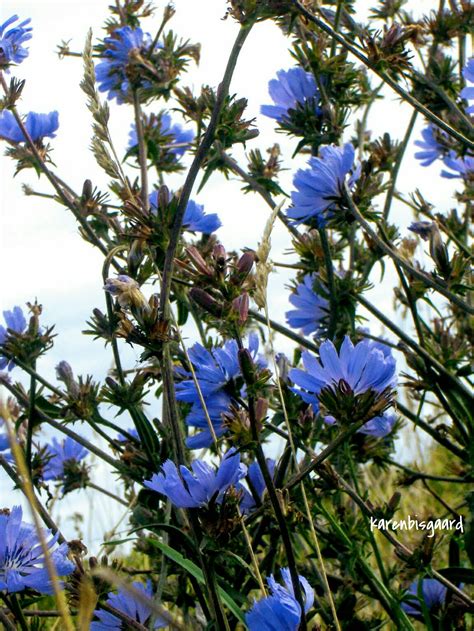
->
<box><xmin>81</xmin><ymin>179</ymin><xmax>93</xmax><ymax>201</ymax></box>
<box><xmin>186</xmin><ymin>246</ymin><xmax>213</xmax><ymax>276</ymax></box>
<box><xmin>189</xmin><ymin>288</ymin><xmax>223</xmax><ymax>317</ymax></box>
<box><xmin>55</xmin><ymin>361</ymin><xmax>80</xmax><ymax>397</ymax></box>
<box><xmin>232</xmin><ymin>292</ymin><xmax>249</xmax><ymax>324</ymax></box>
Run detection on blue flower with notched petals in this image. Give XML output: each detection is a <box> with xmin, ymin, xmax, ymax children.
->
<box><xmin>290</xmin><ymin>336</ymin><xmax>397</xmax><ymax>423</ymax></box>
<box><xmin>460</xmin><ymin>57</ymin><xmax>474</xmax><ymax>114</ymax></box>
<box><xmin>128</xmin><ymin>112</ymin><xmax>194</xmax><ymax>157</ymax></box>
<box><xmin>145</xmin><ymin>447</ymin><xmax>246</xmax><ymax>509</ymax></box>
<box><xmin>175</xmin><ymin>333</ymin><xmax>263</xmax><ymax>448</ymax></box>
<box><xmin>149</xmin><ymin>191</ymin><xmax>221</xmax><ymax>235</ymax></box>
<box><xmin>43</xmin><ymin>437</ymin><xmax>88</xmax><ymax>482</ymax></box>
<box><xmin>0</xmin><ymin>15</ymin><xmax>32</xmax><ymax>68</ymax></box>
<box><xmin>261</xmin><ymin>67</ymin><xmax>320</xmax><ymax>122</ymax></box>
<box><xmin>96</xmin><ymin>27</ymin><xmax>154</xmax><ymax>103</ymax></box>
<box><xmin>288</xmin><ymin>143</ymin><xmax>360</xmax><ymax>227</ymax></box>
<box><xmin>239</xmin><ymin>458</ymin><xmax>276</xmax><ymax>513</ymax></box>
<box><xmin>0</xmin><ymin>506</ymin><xmax>74</xmax><ymax>594</ymax></box>
<box><xmin>0</xmin><ymin>306</ymin><xmax>27</xmax><ymax>371</ymax></box>
<box><xmin>414</xmin><ymin>125</ymin><xmax>448</xmax><ymax>166</ymax></box>
<box><xmin>441</xmin><ymin>152</ymin><xmax>474</xmax><ymax>180</ymax></box>
<box><xmin>401</xmin><ymin>578</ymin><xmax>447</xmax><ymax>619</ymax></box>
<box><xmin>246</xmin><ymin>567</ymin><xmax>314</xmax><ymax>631</ymax></box>
<box><xmin>286</xmin><ymin>274</ymin><xmax>329</xmax><ymax>337</ymax></box>
<box><xmin>91</xmin><ymin>581</ymin><xmax>166</xmax><ymax>630</ymax></box>
<box><xmin>0</xmin><ymin>110</ymin><xmax>59</xmax><ymax>143</ymax></box>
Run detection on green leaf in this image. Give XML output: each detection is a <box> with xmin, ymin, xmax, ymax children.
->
<box><xmin>148</xmin><ymin>539</ymin><xmax>245</xmax><ymax>624</ymax></box>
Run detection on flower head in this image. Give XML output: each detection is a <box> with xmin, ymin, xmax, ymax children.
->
<box><xmin>288</xmin><ymin>143</ymin><xmax>360</xmax><ymax>226</ymax></box>
<box><xmin>285</xmin><ymin>274</ymin><xmax>329</xmax><ymax>336</ymax></box>
<box><xmin>145</xmin><ymin>447</ymin><xmax>246</xmax><ymax>509</ymax></box>
<box><xmin>246</xmin><ymin>568</ymin><xmax>314</xmax><ymax>631</ymax></box>
<box><xmin>460</xmin><ymin>57</ymin><xmax>474</xmax><ymax>114</ymax></box>
<box><xmin>408</xmin><ymin>220</ymin><xmax>435</xmax><ymax>241</ymax></box>
<box><xmin>239</xmin><ymin>458</ymin><xmax>276</xmax><ymax>513</ymax></box>
<box><xmin>149</xmin><ymin>191</ymin><xmax>221</xmax><ymax>234</ymax></box>
<box><xmin>324</xmin><ymin>411</ymin><xmax>397</xmax><ymax>438</ymax></box>
<box><xmin>414</xmin><ymin>126</ymin><xmax>447</xmax><ymax>166</ymax></box>
<box><xmin>0</xmin><ymin>306</ymin><xmax>27</xmax><ymax>371</ymax></box>
<box><xmin>441</xmin><ymin>152</ymin><xmax>474</xmax><ymax>180</ymax></box>
<box><xmin>96</xmin><ymin>27</ymin><xmax>153</xmax><ymax>103</ymax></box>
<box><xmin>401</xmin><ymin>578</ymin><xmax>447</xmax><ymax>619</ymax></box>
<box><xmin>128</xmin><ymin>112</ymin><xmax>194</xmax><ymax>158</ymax></box>
<box><xmin>91</xmin><ymin>581</ymin><xmax>166</xmax><ymax>630</ymax></box>
<box><xmin>0</xmin><ymin>15</ymin><xmax>32</xmax><ymax>68</ymax></box>
<box><xmin>289</xmin><ymin>336</ymin><xmax>397</xmax><ymax>425</ymax></box>
<box><xmin>175</xmin><ymin>333</ymin><xmax>262</xmax><ymax>448</ymax></box>
<box><xmin>261</xmin><ymin>67</ymin><xmax>319</xmax><ymax>122</ymax></box>
<box><xmin>43</xmin><ymin>437</ymin><xmax>88</xmax><ymax>487</ymax></box>
<box><xmin>0</xmin><ymin>506</ymin><xmax>74</xmax><ymax>594</ymax></box>
<box><xmin>0</xmin><ymin>110</ymin><xmax>59</xmax><ymax>143</ymax></box>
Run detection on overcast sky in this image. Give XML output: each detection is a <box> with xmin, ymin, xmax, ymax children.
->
<box><xmin>0</xmin><ymin>0</ymin><xmax>466</xmax><ymax>548</ymax></box>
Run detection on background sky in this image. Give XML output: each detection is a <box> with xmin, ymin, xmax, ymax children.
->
<box><xmin>0</xmin><ymin>0</ymin><xmax>465</xmax><ymax>549</ymax></box>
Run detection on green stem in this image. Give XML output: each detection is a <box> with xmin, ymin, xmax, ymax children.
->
<box><xmin>25</xmin><ymin>360</ymin><xmax>37</xmax><ymax>473</ymax></box>
<box><xmin>318</xmin><ymin>228</ymin><xmax>337</xmax><ymax>339</ymax></box>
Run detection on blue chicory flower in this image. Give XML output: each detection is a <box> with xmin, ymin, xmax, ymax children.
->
<box><xmin>460</xmin><ymin>57</ymin><xmax>474</xmax><ymax>114</ymax></box>
<box><xmin>261</xmin><ymin>67</ymin><xmax>320</xmax><ymax>122</ymax></box>
<box><xmin>289</xmin><ymin>335</ymin><xmax>397</xmax><ymax>422</ymax></box>
<box><xmin>288</xmin><ymin>143</ymin><xmax>360</xmax><ymax>226</ymax></box>
<box><xmin>149</xmin><ymin>191</ymin><xmax>221</xmax><ymax>234</ymax></box>
<box><xmin>0</xmin><ymin>506</ymin><xmax>74</xmax><ymax>594</ymax></box>
<box><xmin>175</xmin><ymin>333</ymin><xmax>262</xmax><ymax>448</ymax></box>
<box><xmin>91</xmin><ymin>581</ymin><xmax>166</xmax><ymax>630</ymax></box>
<box><xmin>239</xmin><ymin>458</ymin><xmax>276</xmax><ymax>513</ymax></box>
<box><xmin>43</xmin><ymin>437</ymin><xmax>88</xmax><ymax>482</ymax></box>
<box><xmin>286</xmin><ymin>274</ymin><xmax>329</xmax><ymax>337</ymax></box>
<box><xmin>96</xmin><ymin>26</ymin><xmax>154</xmax><ymax>103</ymax></box>
<box><xmin>0</xmin><ymin>306</ymin><xmax>27</xmax><ymax>371</ymax></box>
<box><xmin>324</xmin><ymin>411</ymin><xmax>397</xmax><ymax>438</ymax></box>
<box><xmin>408</xmin><ymin>221</ymin><xmax>435</xmax><ymax>241</ymax></box>
<box><xmin>441</xmin><ymin>152</ymin><xmax>474</xmax><ymax>180</ymax></box>
<box><xmin>401</xmin><ymin>578</ymin><xmax>447</xmax><ymax>619</ymax></box>
<box><xmin>145</xmin><ymin>447</ymin><xmax>246</xmax><ymax>509</ymax></box>
<box><xmin>0</xmin><ymin>15</ymin><xmax>32</xmax><ymax>67</ymax></box>
<box><xmin>246</xmin><ymin>567</ymin><xmax>314</xmax><ymax>631</ymax></box>
<box><xmin>414</xmin><ymin>125</ymin><xmax>447</xmax><ymax>166</ymax></box>
<box><xmin>128</xmin><ymin>112</ymin><xmax>194</xmax><ymax>157</ymax></box>
<box><xmin>0</xmin><ymin>110</ymin><xmax>59</xmax><ymax>143</ymax></box>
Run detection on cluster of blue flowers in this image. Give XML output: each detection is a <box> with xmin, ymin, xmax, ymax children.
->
<box><xmin>0</xmin><ymin>506</ymin><xmax>73</xmax><ymax>594</ymax></box>
<box><xmin>0</xmin><ymin>110</ymin><xmax>59</xmax><ymax>143</ymax></box>
<box><xmin>149</xmin><ymin>191</ymin><xmax>221</xmax><ymax>234</ymax></box>
<box><xmin>290</xmin><ymin>336</ymin><xmax>397</xmax><ymax>437</ymax></box>
<box><xmin>175</xmin><ymin>333</ymin><xmax>263</xmax><ymax>448</ymax></box>
<box><xmin>96</xmin><ymin>26</ymin><xmax>154</xmax><ymax>103</ymax></box>
<box><xmin>246</xmin><ymin>568</ymin><xmax>314</xmax><ymax>631</ymax></box>
<box><xmin>0</xmin><ymin>15</ymin><xmax>32</xmax><ymax>67</ymax></box>
<box><xmin>414</xmin><ymin>57</ymin><xmax>473</xmax><ymax>180</ymax></box>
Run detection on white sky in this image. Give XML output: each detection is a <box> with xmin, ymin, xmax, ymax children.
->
<box><xmin>0</xmin><ymin>0</ymin><xmax>465</xmax><ymax>548</ymax></box>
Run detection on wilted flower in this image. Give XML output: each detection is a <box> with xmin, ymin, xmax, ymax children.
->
<box><xmin>401</xmin><ymin>578</ymin><xmax>447</xmax><ymax>619</ymax></box>
<box><xmin>460</xmin><ymin>57</ymin><xmax>474</xmax><ymax>114</ymax></box>
<box><xmin>246</xmin><ymin>567</ymin><xmax>314</xmax><ymax>631</ymax></box>
<box><xmin>91</xmin><ymin>581</ymin><xmax>166</xmax><ymax>630</ymax></box>
<box><xmin>103</xmin><ymin>275</ymin><xmax>150</xmax><ymax>312</ymax></box>
<box><xmin>0</xmin><ymin>306</ymin><xmax>27</xmax><ymax>371</ymax></box>
<box><xmin>441</xmin><ymin>152</ymin><xmax>474</xmax><ymax>180</ymax></box>
<box><xmin>145</xmin><ymin>447</ymin><xmax>246</xmax><ymax>509</ymax></box>
<box><xmin>285</xmin><ymin>274</ymin><xmax>329</xmax><ymax>336</ymax></box>
<box><xmin>261</xmin><ymin>66</ymin><xmax>320</xmax><ymax>122</ymax></box>
<box><xmin>288</xmin><ymin>143</ymin><xmax>360</xmax><ymax>226</ymax></box>
<box><xmin>149</xmin><ymin>191</ymin><xmax>221</xmax><ymax>234</ymax></box>
<box><xmin>239</xmin><ymin>458</ymin><xmax>276</xmax><ymax>513</ymax></box>
<box><xmin>175</xmin><ymin>333</ymin><xmax>263</xmax><ymax>448</ymax></box>
<box><xmin>414</xmin><ymin>126</ymin><xmax>447</xmax><ymax>166</ymax></box>
<box><xmin>96</xmin><ymin>26</ymin><xmax>154</xmax><ymax>103</ymax></box>
<box><xmin>0</xmin><ymin>506</ymin><xmax>74</xmax><ymax>594</ymax></box>
<box><xmin>0</xmin><ymin>15</ymin><xmax>32</xmax><ymax>68</ymax></box>
<box><xmin>0</xmin><ymin>110</ymin><xmax>59</xmax><ymax>143</ymax></box>
<box><xmin>408</xmin><ymin>220</ymin><xmax>435</xmax><ymax>240</ymax></box>
<box><xmin>128</xmin><ymin>112</ymin><xmax>194</xmax><ymax>157</ymax></box>
<box><xmin>43</xmin><ymin>437</ymin><xmax>88</xmax><ymax>490</ymax></box>
<box><xmin>289</xmin><ymin>336</ymin><xmax>397</xmax><ymax>424</ymax></box>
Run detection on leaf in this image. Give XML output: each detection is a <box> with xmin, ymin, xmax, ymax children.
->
<box><xmin>437</xmin><ymin>567</ymin><xmax>474</xmax><ymax>584</ymax></box>
<box><xmin>148</xmin><ymin>539</ymin><xmax>245</xmax><ymax>623</ymax></box>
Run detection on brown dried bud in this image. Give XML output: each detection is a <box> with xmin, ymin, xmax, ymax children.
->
<box><xmin>186</xmin><ymin>246</ymin><xmax>214</xmax><ymax>276</ymax></box>
<box><xmin>232</xmin><ymin>292</ymin><xmax>249</xmax><ymax>324</ymax></box>
<box><xmin>189</xmin><ymin>288</ymin><xmax>223</xmax><ymax>317</ymax></box>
